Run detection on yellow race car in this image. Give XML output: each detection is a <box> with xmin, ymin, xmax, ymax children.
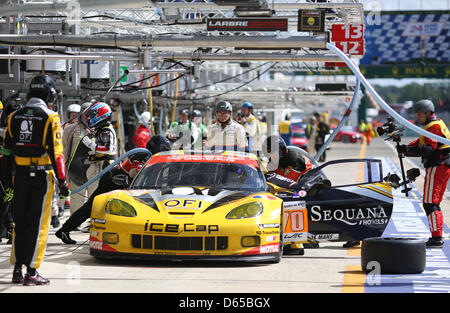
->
<box><xmin>89</xmin><ymin>151</ymin><xmax>286</xmax><ymax>263</ymax></box>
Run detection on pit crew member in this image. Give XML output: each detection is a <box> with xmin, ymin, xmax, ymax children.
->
<box><xmin>2</xmin><ymin>74</ymin><xmax>70</xmax><ymax>285</ymax></box>
<box><xmin>206</xmin><ymin>101</ymin><xmax>248</xmax><ymax>152</ymax></box>
<box><xmin>55</xmin><ymin>135</ymin><xmax>171</xmax><ymax>244</ymax></box>
<box><xmin>397</xmin><ymin>99</ymin><xmax>450</xmax><ymax>248</ymax></box>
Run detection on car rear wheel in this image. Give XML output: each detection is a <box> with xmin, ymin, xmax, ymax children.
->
<box><xmin>342</xmin><ymin>135</ymin><xmax>350</xmax><ymax>143</ymax></box>
<box><xmin>361</xmin><ymin>237</ymin><xmax>426</xmax><ymax>274</ymax></box>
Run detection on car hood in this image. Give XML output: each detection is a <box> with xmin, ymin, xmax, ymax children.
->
<box><xmin>126</xmin><ymin>187</ymin><xmax>255</xmax><ymax>212</ymax></box>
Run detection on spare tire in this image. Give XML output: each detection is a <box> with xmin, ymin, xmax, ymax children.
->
<box><xmin>361</xmin><ymin>237</ymin><xmax>426</xmax><ymax>274</ymax></box>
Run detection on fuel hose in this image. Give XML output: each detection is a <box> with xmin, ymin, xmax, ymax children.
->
<box><xmin>71</xmin><ymin>148</ymin><xmax>151</xmax><ymax>195</ymax></box>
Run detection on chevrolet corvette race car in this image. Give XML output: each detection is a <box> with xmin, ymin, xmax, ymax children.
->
<box><xmin>89</xmin><ymin>151</ymin><xmax>285</xmax><ymax>262</ymax></box>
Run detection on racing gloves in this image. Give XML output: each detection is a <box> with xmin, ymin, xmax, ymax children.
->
<box><xmin>3</xmin><ymin>187</ymin><xmax>13</xmax><ymax>203</ymax></box>
<box><xmin>58</xmin><ymin>180</ymin><xmax>71</xmax><ymax>200</ymax></box>
<box><xmin>397</xmin><ymin>144</ymin><xmax>433</xmax><ymax>157</ymax></box>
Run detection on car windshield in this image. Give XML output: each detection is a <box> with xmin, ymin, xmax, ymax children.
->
<box><xmin>131</xmin><ymin>161</ymin><xmax>266</xmax><ymax>192</ymax></box>
<box><xmin>292</xmin><ymin>132</ymin><xmax>307</xmax><ymax>138</ymax></box>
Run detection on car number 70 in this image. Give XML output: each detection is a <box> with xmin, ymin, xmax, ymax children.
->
<box><xmin>283</xmin><ymin>209</ymin><xmax>308</xmax><ymax>233</ymax></box>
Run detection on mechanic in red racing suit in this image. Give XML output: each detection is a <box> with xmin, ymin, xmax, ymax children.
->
<box><xmin>55</xmin><ymin>135</ymin><xmax>171</xmax><ymax>244</ymax></box>
<box><xmin>397</xmin><ymin>100</ymin><xmax>450</xmax><ymax>248</ymax></box>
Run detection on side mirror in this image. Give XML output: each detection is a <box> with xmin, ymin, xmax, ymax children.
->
<box><xmin>383</xmin><ymin>172</ymin><xmax>401</xmax><ymax>188</ymax></box>
<box><xmin>112</xmin><ymin>174</ymin><xmax>130</xmax><ymax>188</ymax></box>
<box><xmin>267</xmin><ymin>183</ymin><xmax>285</xmax><ymax>195</ymax></box>
<box><xmin>406</xmin><ymin>168</ymin><xmax>420</xmax><ymax>182</ymax></box>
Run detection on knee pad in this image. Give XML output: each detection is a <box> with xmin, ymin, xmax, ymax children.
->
<box><xmin>423</xmin><ymin>203</ymin><xmax>440</xmax><ymax>216</ymax></box>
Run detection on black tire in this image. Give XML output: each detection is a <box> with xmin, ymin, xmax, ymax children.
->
<box><xmin>361</xmin><ymin>237</ymin><xmax>426</xmax><ymax>274</ymax></box>
<box><xmin>342</xmin><ymin>135</ymin><xmax>350</xmax><ymax>143</ymax></box>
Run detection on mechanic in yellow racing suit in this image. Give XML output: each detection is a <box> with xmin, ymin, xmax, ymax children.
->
<box><xmin>2</xmin><ymin>74</ymin><xmax>70</xmax><ymax>286</ymax></box>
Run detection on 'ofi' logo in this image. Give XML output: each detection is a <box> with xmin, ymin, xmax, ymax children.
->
<box><xmin>310</xmin><ymin>205</ymin><xmax>388</xmax><ymax>226</ymax></box>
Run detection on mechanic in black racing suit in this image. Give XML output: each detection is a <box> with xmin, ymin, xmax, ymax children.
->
<box><xmin>55</xmin><ymin>135</ymin><xmax>171</xmax><ymax>244</ymax></box>
<box><xmin>262</xmin><ymin>135</ymin><xmax>360</xmax><ymax>250</ymax></box>
<box><xmin>261</xmin><ymin>135</ymin><xmax>316</xmax><ymax>255</ymax></box>
<box><xmin>0</xmin><ymin>102</ymin><xmax>23</xmax><ymax>244</ymax></box>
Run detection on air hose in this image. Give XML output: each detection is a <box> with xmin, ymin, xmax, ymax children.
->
<box><xmin>71</xmin><ymin>148</ymin><xmax>151</xmax><ymax>195</ymax></box>
<box><xmin>327</xmin><ymin>43</ymin><xmax>450</xmax><ymax>146</ymax></box>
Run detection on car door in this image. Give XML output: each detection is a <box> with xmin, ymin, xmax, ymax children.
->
<box><xmin>278</xmin><ymin>159</ymin><xmax>393</xmax><ymax>243</ymax></box>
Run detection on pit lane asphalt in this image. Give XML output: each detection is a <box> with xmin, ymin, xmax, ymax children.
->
<box><xmin>0</xmin><ymin>137</ymin><xmax>448</xmax><ymax>293</ymax></box>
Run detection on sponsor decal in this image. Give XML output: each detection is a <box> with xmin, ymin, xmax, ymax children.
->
<box><xmin>283</xmin><ymin>232</ymin><xmax>308</xmax><ymax>242</ymax></box>
<box><xmin>309</xmin><ymin>233</ymin><xmax>340</xmax><ymax>241</ymax></box>
<box><xmin>163</xmin><ymin>199</ymin><xmax>203</xmax><ymax>209</ymax></box>
<box><xmin>92</xmin><ymin>218</ymin><xmax>106</xmax><ymax>224</ymax></box>
<box><xmin>258</xmin><ymin>223</ymin><xmax>279</xmax><ymax>229</ymax></box>
<box><xmin>284</xmin><ymin>201</ymin><xmax>306</xmax><ymax>210</ymax></box>
<box><xmin>144</xmin><ymin>220</ymin><xmax>219</xmax><ymax>234</ymax></box>
<box><xmin>89</xmin><ymin>239</ymin><xmax>103</xmax><ymax>250</ymax></box>
<box><xmin>402</xmin><ymin>22</ymin><xmax>444</xmax><ymax>37</ymax></box>
<box><xmin>207</xmin><ymin>18</ymin><xmax>288</xmax><ymax>32</ymax></box>
<box><xmin>91</xmin><ymin>231</ymin><xmax>99</xmax><ymax>237</ymax></box>
<box><xmin>19</xmin><ymin>120</ymin><xmax>33</xmax><ymax>142</ymax></box>
<box><xmin>265</xmin><ymin>235</ymin><xmax>278</xmax><ymax>242</ymax></box>
<box><xmin>253</xmin><ymin>195</ymin><xmax>277</xmax><ymax>200</ymax></box>
<box><xmin>259</xmin><ymin>244</ymin><xmax>280</xmax><ymax>254</ymax></box>
<box><xmin>310</xmin><ymin>205</ymin><xmax>388</xmax><ymax>226</ymax></box>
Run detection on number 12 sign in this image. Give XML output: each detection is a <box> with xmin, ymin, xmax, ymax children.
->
<box><xmin>331</xmin><ymin>24</ymin><xmax>365</xmax><ymax>56</ymax></box>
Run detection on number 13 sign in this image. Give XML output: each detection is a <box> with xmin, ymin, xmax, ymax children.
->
<box><xmin>331</xmin><ymin>24</ymin><xmax>365</xmax><ymax>56</ymax></box>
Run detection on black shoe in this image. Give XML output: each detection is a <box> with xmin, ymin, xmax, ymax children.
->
<box><xmin>426</xmin><ymin>237</ymin><xmax>444</xmax><ymax>248</ymax></box>
<box><xmin>58</xmin><ymin>206</ymin><xmax>64</xmax><ymax>217</ymax></box>
<box><xmin>23</xmin><ymin>272</ymin><xmax>50</xmax><ymax>286</ymax></box>
<box><xmin>55</xmin><ymin>229</ymin><xmax>76</xmax><ymax>244</ymax></box>
<box><xmin>283</xmin><ymin>245</ymin><xmax>305</xmax><ymax>255</ymax></box>
<box><xmin>343</xmin><ymin>241</ymin><xmax>361</xmax><ymax>248</ymax></box>
<box><xmin>51</xmin><ymin>216</ymin><xmax>60</xmax><ymax>228</ymax></box>
<box><xmin>303</xmin><ymin>242</ymin><xmax>320</xmax><ymax>249</ymax></box>
<box><xmin>12</xmin><ymin>269</ymin><xmax>23</xmax><ymax>284</ymax></box>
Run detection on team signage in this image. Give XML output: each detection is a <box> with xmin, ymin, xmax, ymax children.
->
<box><xmin>297</xmin><ymin>9</ymin><xmax>325</xmax><ymax>32</ymax></box>
<box><xmin>331</xmin><ymin>24</ymin><xmax>365</xmax><ymax>56</ymax></box>
<box><xmin>207</xmin><ymin>18</ymin><xmax>288</xmax><ymax>32</ymax></box>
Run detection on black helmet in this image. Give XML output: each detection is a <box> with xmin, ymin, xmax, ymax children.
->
<box><xmin>180</xmin><ymin>108</ymin><xmax>190</xmax><ymax>116</ymax></box>
<box><xmin>146</xmin><ymin>135</ymin><xmax>171</xmax><ymax>155</ymax></box>
<box><xmin>262</xmin><ymin>135</ymin><xmax>288</xmax><ymax>160</ymax></box>
<box><xmin>128</xmin><ymin>150</ymin><xmax>152</xmax><ymax>163</ymax></box>
<box><xmin>28</xmin><ymin>74</ymin><xmax>57</xmax><ymax>104</ymax></box>
<box><xmin>216</xmin><ymin>100</ymin><xmax>232</xmax><ymax>113</ymax></box>
<box><xmin>262</xmin><ymin>135</ymin><xmax>288</xmax><ymax>171</ymax></box>
<box><xmin>192</xmin><ymin>109</ymin><xmax>202</xmax><ymax>118</ymax></box>
<box><xmin>262</xmin><ymin>135</ymin><xmax>287</xmax><ymax>157</ymax></box>
<box><xmin>413</xmin><ymin>99</ymin><xmax>434</xmax><ymax>113</ymax></box>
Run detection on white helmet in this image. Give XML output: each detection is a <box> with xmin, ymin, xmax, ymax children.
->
<box><xmin>67</xmin><ymin>104</ymin><xmax>81</xmax><ymax>113</ymax></box>
<box><xmin>140</xmin><ymin>111</ymin><xmax>151</xmax><ymax>124</ymax></box>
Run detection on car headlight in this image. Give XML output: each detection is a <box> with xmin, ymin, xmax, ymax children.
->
<box><xmin>226</xmin><ymin>202</ymin><xmax>263</xmax><ymax>219</ymax></box>
<box><xmin>106</xmin><ymin>199</ymin><xmax>137</xmax><ymax>217</ymax></box>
